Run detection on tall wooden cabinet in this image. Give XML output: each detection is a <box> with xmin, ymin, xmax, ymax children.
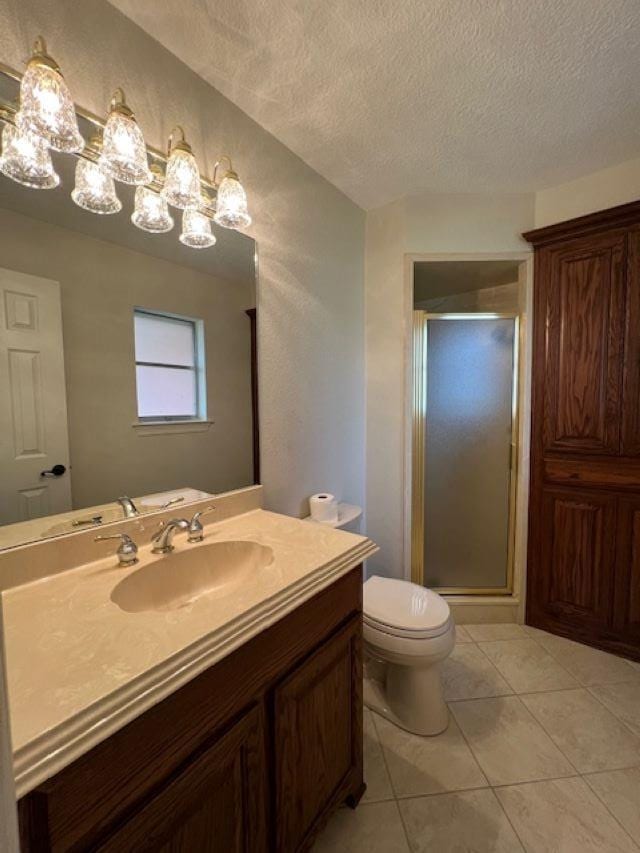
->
<box><xmin>525</xmin><ymin>202</ymin><xmax>640</xmax><ymax>661</ymax></box>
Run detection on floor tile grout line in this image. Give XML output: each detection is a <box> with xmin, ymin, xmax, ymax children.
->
<box><xmin>490</xmin><ymin>785</ymin><xmax>529</xmax><ymax>853</ymax></box>
<box><xmin>513</xmin><ymin>690</ymin><xmax>587</xmax><ymax>777</ymax></box>
<box><xmin>368</xmin><ymin>707</ymin><xmax>404</xmax><ymax>802</ymax></box>
<box><xmin>472</xmin><ymin>641</ymin><xmax>522</xmax><ymax>696</ymax></box>
<box><xmin>443</xmin><ymin>700</ymin><xmax>491</xmax><ymax>788</ymax></box>
<box><xmin>585</xmin><ymin>684</ymin><xmax>640</xmax><ymax>741</ymax></box>
<box><xmin>444</xmin><ymin>640</ymin><xmax>515</xmax><ymax>701</ymax></box>
<box><xmin>449</xmin><ymin>692</ymin><xmax>583</xmax><ymax>784</ymax></box>
<box><xmin>392</xmin><ymin>794</ymin><xmax>415</xmax><ymax>852</ymax></box>
<box><xmin>368</xmin><ymin>704</ymin><xmax>415</xmax><ymax>853</ymax></box>
<box><xmin>519</xmin><ymin>686</ymin><xmax>640</xmax><ymax>775</ymax></box>
<box><xmin>522</xmin><ymin>626</ymin><xmax>640</xmax><ymax>685</ymax></box>
<box><xmin>477</xmin><ymin>635</ymin><xmax>580</xmax><ymax>693</ymax></box>
<box><xmin>581</xmin><ymin>770</ymin><xmax>640</xmax><ymax>852</ymax></box>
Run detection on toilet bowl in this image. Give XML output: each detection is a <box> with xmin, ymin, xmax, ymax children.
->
<box><xmin>363</xmin><ymin>575</ymin><xmax>455</xmax><ymax>736</ymax></box>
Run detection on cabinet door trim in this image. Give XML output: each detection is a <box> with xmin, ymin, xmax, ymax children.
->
<box><xmin>542</xmin><ymin>233</ymin><xmax>626</xmax><ymax>455</ymax></box>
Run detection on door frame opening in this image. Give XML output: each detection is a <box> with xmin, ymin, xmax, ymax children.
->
<box><xmin>403</xmin><ymin>253</ymin><xmax>534</xmax><ymax>618</ymax></box>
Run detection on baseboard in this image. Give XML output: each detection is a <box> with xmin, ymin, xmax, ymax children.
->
<box><xmin>445</xmin><ymin>597</ymin><xmax>521</xmax><ymax>625</ymax></box>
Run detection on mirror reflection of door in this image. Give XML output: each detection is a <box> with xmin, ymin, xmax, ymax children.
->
<box><xmin>0</xmin><ymin>268</ymin><xmax>72</xmax><ymax>524</ymax></box>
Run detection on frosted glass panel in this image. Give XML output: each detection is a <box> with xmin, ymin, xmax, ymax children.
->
<box><xmin>424</xmin><ymin>317</ymin><xmax>515</xmax><ymax>590</ymax></box>
<box><xmin>134</xmin><ymin>312</ymin><xmax>195</xmax><ymax>367</ymax></box>
<box><xmin>136</xmin><ymin>366</ymin><xmax>197</xmax><ymax>418</ymax></box>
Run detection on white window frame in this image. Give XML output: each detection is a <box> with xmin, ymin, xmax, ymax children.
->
<box><xmin>133</xmin><ymin>308</ymin><xmax>210</xmax><ymax>432</ymax></box>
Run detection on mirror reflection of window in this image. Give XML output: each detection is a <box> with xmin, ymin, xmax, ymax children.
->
<box><xmin>133</xmin><ymin>309</ymin><xmax>206</xmax><ymax>422</ymax></box>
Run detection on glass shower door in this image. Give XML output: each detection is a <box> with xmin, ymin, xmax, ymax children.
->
<box><xmin>414</xmin><ymin>314</ymin><xmax>518</xmax><ymax>593</ymax></box>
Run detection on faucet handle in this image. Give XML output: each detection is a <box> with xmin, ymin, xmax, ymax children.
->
<box><xmin>95</xmin><ymin>533</ymin><xmax>138</xmax><ymax>567</ymax></box>
<box><xmin>188</xmin><ymin>506</ymin><xmax>216</xmax><ymax>543</ymax></box>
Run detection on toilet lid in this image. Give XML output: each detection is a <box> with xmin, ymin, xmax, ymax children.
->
<box><xmin>363</xmin><ymin>576</ymin><xmax>451</xmax><ymax>638</ymax></box>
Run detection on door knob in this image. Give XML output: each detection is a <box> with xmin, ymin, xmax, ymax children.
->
<box><xmin>40</xmin><ymin>464</ymin><xmax>67</xmax><ymax>478</ymax></box>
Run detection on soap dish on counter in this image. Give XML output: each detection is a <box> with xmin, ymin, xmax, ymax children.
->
<box><xmin>304</xmin><ymin>503</ymin><xmax>362</xmax><ymax>529</ymax></box>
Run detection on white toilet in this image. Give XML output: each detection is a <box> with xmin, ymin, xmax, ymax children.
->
<box><xmin>363</xmin><ymin>575</ymin><xmax>455</xmax><ymax>736</ymax></box>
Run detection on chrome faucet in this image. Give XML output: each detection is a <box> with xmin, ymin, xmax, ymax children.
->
<box><xmin>151</xmin><ymin>518</ymin><xmax>189</xmax><ymax>554</ymax></box>
<box><xmin>95</xmin><ymin>533</ymin><xmax>139</xmax><ymax>567</ymax></box>
<box><xmin>117</xmin><ymin>496</ymin><xmax>139</xmax><ymax>518</ymax></box>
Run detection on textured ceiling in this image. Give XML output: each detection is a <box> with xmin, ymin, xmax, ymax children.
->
<box><xmin>107</xmin><ymin>0</ymin><xmax>640</xmax><ymax>209</ymax></box>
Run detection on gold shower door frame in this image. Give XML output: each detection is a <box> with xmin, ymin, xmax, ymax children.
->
<box><xmin>411</xmin><ymin>312</ymin><xmax>520</xmax><ymax>595</ymax></box>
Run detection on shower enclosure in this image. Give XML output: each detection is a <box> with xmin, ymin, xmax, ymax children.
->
<box><xmin>412</xmin><ymin>313</ymin><xmax>519</xmax><ymax>594</ymax></box>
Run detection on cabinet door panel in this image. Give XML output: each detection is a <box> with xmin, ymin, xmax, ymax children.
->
<box><xmin>96</xmin><ymin>704</ymin><xmax>267</xmax><ymax>853</ymax></box>
<box><xmin>622</xmin><ymin>227</ymin><xmax>640</xmax><ymax>455</ymax></box>
<box><xmin>613</xmin><ymin>496</ymin><xmax>640</xmax><ymax>645</ymax></box>
<box><xmin>539</xmin><ymin>488</ymin><xmax>616</xmax><ymax>630</ymax></box>
<box><xmin>274</xmin><ymin>617</ymin><xmax>362</xmax><ymax>853</ymax></box>
<box><xmin>542</xmin><ymin>233</ymin><xmax>626</xmax><ymax>454</ymax></box>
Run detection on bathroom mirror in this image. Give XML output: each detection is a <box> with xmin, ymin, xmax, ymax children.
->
<box><xmin>0</xmin><ymin>72</ymin><xmax>258</xmax><ymax>550</ymax></box>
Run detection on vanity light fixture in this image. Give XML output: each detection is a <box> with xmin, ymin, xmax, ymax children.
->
<box><xmin>99</xmin><ymin>88</ymin><xmax>151</xmax><ymax>185</ymax></box>
<box><xmin>17</xmin><ymin>36</ymin><xmax>83</xmax><ymax>153</ymax></box>
<box><xmin>162</xmin><ymin>126</ymin><xmax>201</xmax><ymax>210</ymax></box>
<box><xmin>132</xmin><ymin>165</ymin><xmax>174</xmax><ymax>233</ymax></box>
<box><xmin>0</xmin><ymin>120</ymin><xmax>60</xmax><ymax>189</ymax></box>
<box><xmin>179</xmin><ymin>206</ymin><xmax>216</xmax><ymax>249</ymax></box>
<box><xmin>71</xmin><ymin>135</ymin><xmax>121</xmax><ymax>215</ymax></box>
<box><xmin>0</xmin><ymin>38</ymin><xmax>254</xmax><ymax>238</ymax></box>
<box><xmin>213</xmin><ymin>156</ymin><xmax>251</xmax><ymax>229</ymax></box>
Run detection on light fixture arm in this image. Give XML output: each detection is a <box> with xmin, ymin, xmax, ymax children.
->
<box><xmin>29</xmin><ymin>36</ymin><xmax>59</xmax><ymax>73</ymax></box>
<box><xmin>109</xmin><ymin>87</ymin><xmax>134</xmax><ymax>119</ymax></box>
<box><xmin>213</xmin><ymin>154</ymin><xmax>237</xmax><ymax>186</ymax></box>
<box><xmin>167</xmin><ymin>124</ymin><xmax>192</xmax><ymax>155</ymax></box>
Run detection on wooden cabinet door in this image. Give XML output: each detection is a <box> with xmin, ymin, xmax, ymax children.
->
<box><xmin>537</xmin><ymin>488</ymin><xmax>617</xmax><ymax>631</ymax></box>
<box><xmin>541</xmin><ymin>232</ymin><xmax>626</xmax><ymax>454</ymax></box>
<box><xmin>613</xmin><ymin>496</ymin><xmax>640</xmax><ymax>645</ymax></box>
<box><xmin>274</xmin><ymin>616</ymin><xmax>363</xmax><ymax>853</ymax></box>
<box><xmin>622</xmin><ymin>227</ymin><xmax>640</xmax><ymax>455</ymax></box>
<box><xmin>96</xmin><ymin>704</ymin><xmax>268</xmax><ymax>853</ymax></box>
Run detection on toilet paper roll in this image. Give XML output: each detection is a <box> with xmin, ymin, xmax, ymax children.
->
<box><xmin>309</xmin><ymin>493</ymin><xmax>339</xmax><ymax>524</ymax></box>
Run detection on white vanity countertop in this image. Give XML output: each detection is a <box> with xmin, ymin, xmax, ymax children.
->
<box><xmin>2</xmin><ymin>508</ymin><xmax>377</xmax><ymax>797</ymax></box>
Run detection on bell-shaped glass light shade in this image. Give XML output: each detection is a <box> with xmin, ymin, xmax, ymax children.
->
<box><xmin>132</xmin><ymin>186</ymin><xmax>174</xmax><ymax>233</ymax></box>
<box><xmin>71</xmin><ymin>158</ymin><xmax>121</xmax><ymax>215</ymax></box>
<box><xmin>0</xmin><ymin>122</ymin><xmax>60</xmax><ymax>189</ymax></box>
<box><xmin>179</xmin><ymin>207</ymin><xmax>216</xmax><ymax>248</ymax></box>
<box><xmin>18</xmin><ymin>49</ymin><xmax>83</xmax><ymax>153</ymax></box>
<box><xmin>99</xmin><ymin>108</ymin><xmax>151</xmax><ymax>186</ymax></box>
<box><xmin>162</xmin><ymin>146</ymin><xmax>201</xmax><ymax>210</ymax></box>
<box><xmin>214</xmin><ymin>174</ymin><xmax>251</xmax><ymax>229</ymax></box>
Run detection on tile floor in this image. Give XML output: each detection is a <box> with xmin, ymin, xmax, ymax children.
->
<box><xmin>312</xmin><ymin>624</ymin><xmax>640</xmax><ymax>853</ymax></box>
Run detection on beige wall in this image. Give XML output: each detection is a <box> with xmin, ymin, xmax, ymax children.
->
<box><xmin>365</xmin><ymin>192</ymin><xmax>535</xmax><ymax>579</ymax></box>
<box><xmin>0</xmin><ymin>0</ymin><xmax>366</xmax><ymax>519</ymax></box>
<box><xmin>535</xmin><ymin>155</ymin><xmax>640</xmax><ymax>227</ymax></box>
<box><xmin>0</xmin><ymin>207</ymin><xmax>254</xmax><ymax>507</ymax></box>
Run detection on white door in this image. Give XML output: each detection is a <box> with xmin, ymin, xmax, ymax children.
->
<box><xmin>0</xmin><ymin>267</ymin><xmax>72</xmax><ymax>525</ymax></box>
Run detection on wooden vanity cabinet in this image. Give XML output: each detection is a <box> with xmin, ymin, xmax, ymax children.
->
<box><xmin>18</xmin><ymin>567</ymin><xmax>364</xmax><ymax>853</ymax></box>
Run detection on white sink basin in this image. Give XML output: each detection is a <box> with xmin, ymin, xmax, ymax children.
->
<box><xmin>111</xmin><ymin>540</ymin><xmax>274</xmax><ymax>613</ymax></box>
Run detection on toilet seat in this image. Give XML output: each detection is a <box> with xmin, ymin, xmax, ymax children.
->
<box><xmin>363</xmin><ymin>576</ymin><xmax>451</xmax><ymax>639</ymax></box>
